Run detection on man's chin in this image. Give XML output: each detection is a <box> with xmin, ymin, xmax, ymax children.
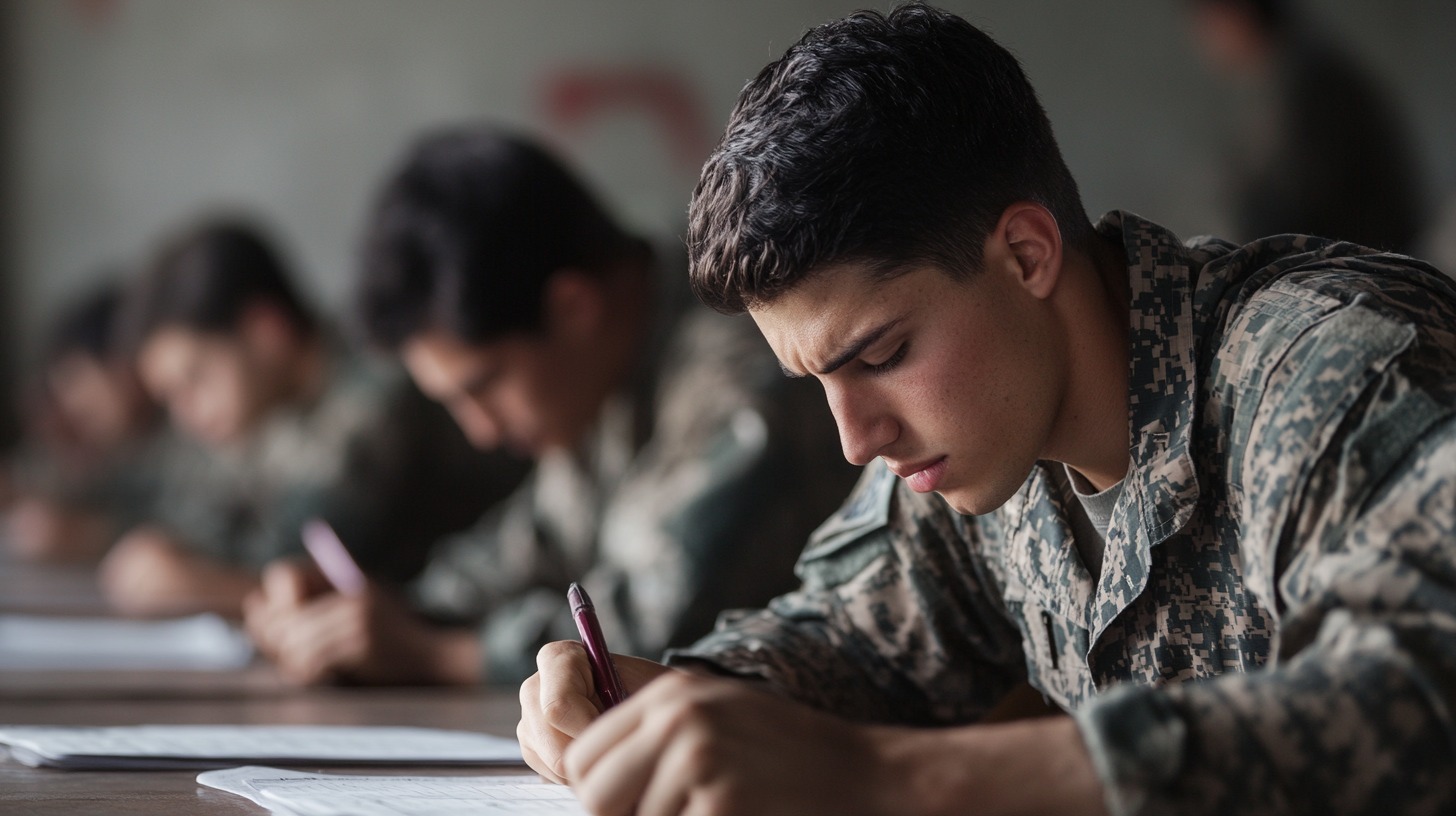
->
<box><xmin>939</xmin><ymin>491</ymin><xmax>980</xmax><ymax>516</ymax></box>
<box><xmin>503</xmin><ymin>436</ymin><xmax>547</xmax><ymax>459</ymax></box>
<box><xmin>191</xmin><ymin>421</ymin><xmax>249</xmax><ymax>450</ymax></box>
<box><xmin>937</xmin><ymin>481</ymin><xmax>1020</xmax><ymax>517</ymax></box>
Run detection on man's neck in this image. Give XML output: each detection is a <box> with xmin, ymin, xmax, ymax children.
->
<box><xmin>279</xmin><ymin>332</ymin><xmax>330</xmax><ymax>410</ymax></box>
<box><xmin>611</xmin><ymin>262</ymin><xmax>655</xmax><ymax>376</ymax></box>
<box><xmin>562</xmin><ymin>262</ymin><xmax>656</xmax><ymax>452</ymax></box>
<box><xmin>1047</xmin><ymin>233</ymin><xmax>1131</xmax><ymax>492</ymax></box>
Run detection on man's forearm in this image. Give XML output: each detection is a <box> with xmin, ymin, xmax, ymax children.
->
<box><xmin>872</xmin><ymin>715</ymin><xmax>1108</xmax><ymax>816</ymax></box>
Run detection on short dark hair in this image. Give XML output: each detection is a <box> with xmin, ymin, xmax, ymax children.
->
<box><xmin>358</xmin><ymin>125</ymin><xmax>648</xmax><ymax>350</ymax></box>
<box><xmin>43</xmin><ymin>280</ymin><xmax>126</xmax><ymax>367</ymax></box>
<box><xmin>688</xmin><ymin>3</ymin><xmax>1090</xmax><ymax>314</ymax></box>
<box><xmin>122</xmin><ymin>217</ymin><xmax>315</xmax><ymax>352</ymax></box>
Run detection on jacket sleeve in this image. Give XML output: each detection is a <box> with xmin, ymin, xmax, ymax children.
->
<box><xmin>409</xmin><ymin>466</ymin><xmax>569</xmax><ymax>685</ymax></box>
<box><xmin>1076</xmin><ymin>300</ymin><xmax>1456</xmax><ymax>816</ymax></box>
<box><xmin>668</xmin><ymin>460</ymin><xmax>1029</xmax><ymax>726</ymax></box>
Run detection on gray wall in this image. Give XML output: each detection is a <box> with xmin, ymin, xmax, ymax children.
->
<box><xmin>5</xmin><ymin>0</ymin><xmax>1454</xmax><ymax>362</ymax></box>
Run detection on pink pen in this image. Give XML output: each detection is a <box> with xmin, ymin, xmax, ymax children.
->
<box><xmin>567</xmin><ymin>582</ymin><xmax>627</xmax><ymax>709</ymax></box>
<box><xmin>300</xmin><ymin>519</ymin><xmax>368</xmax><ymax>596</ymax></box>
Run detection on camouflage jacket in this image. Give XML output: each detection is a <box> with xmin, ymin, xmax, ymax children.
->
<box><xmin>149</xmin><ymin>338</ymin><xmax>522</xmax><ymax>582</ymax></box>
<box><xmin>669</xmin><ymin>211</ymin><xmax>1456</xmax><ymax>816</ymax></box>
<box><xmin>412</xmin><ymin>288</ymin><xmax>858</xmax><ymax>685</ymax></box>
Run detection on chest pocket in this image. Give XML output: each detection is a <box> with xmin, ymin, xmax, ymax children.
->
<box><xmin>996</xmin><ymin>470</ymin><xmax>1100</xmax><ymax>710</ymax></box>
<box><xmin>999</xmin><ymin>598</ymin><xmax>1094</xmax><ymax>710</ymax></box>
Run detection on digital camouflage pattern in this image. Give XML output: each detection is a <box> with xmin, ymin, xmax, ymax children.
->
<box><xmin>669</xmin><ymin>211</ymin><xmax>1456</xmax><ymax>816</ymax></box>
<box><xmin>413</xmin><ymin>283</ymin><xmax>859</xmax><ymax>685</ymax></box>
<box><xmin>148</xmin><ymin>339</ymin><xmax>522</xmax><ymax>583</ymax></box>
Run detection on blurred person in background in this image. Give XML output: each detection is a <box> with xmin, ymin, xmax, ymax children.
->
<box><xmin>99</xmin><ymin>217</ymin><xmax>524</xmax><ymax>618</ymax></box>
<box><xmin>244</xmin><ymin>126</ymin><xmax>858</xmax><ymax>686</ymax></box>
<box><xmin>1189</xmin><ymin>0</ymin><xmax>1426</xmax><ymax>253</ymax></box>
<box><xmin>1422</xmin><ymin>192</ymin><xmax>1456</xmax><ymax>277</ymax></box>
<box><xmin>2</xmin><ymin>281</ymin><xmax>172</xmax><ymax>563</ymax></box>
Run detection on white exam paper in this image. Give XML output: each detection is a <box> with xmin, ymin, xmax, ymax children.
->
<box><xmin>0</xmin><ymin>613</ymin><xmax>252</xmax><ymax>671</ymax></box>
<box><xmin>197</xmin><ymin>766</ymin><xmax>585</xmax><ymax>816</ymax></box>
<box><xmin>0</xmin><ymin>725</ymin><xmax>524</xmax><ymax>769</ymax></box>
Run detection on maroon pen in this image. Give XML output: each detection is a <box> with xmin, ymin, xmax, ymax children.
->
<box><xmin>568</xmin><ymin>582</ymin><xmax>627</xmax><ymax>709</ymax></box>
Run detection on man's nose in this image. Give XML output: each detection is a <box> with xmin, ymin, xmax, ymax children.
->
<box><xmin>826</xmin><ymin>384</ymin><xmax>896</xmax><ymax>466</ymax></box>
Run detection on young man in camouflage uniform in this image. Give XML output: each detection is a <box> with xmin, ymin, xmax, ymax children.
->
<box><xmin>100</xmin><ymin>219</ymin><xmax>514</xmax><ymax>618</ymax></box>
<box><xmin>4</xmin><ymin>282</ymin><xmax>171</xmax><ymax>564</ymax></box>
<box><xmin>518</xmin><ymin>6</ymin><xmax>1456</xmax><ymax>815</ymax></box>
<box><xmin>244</xmin><ymin>127</ymin><xmax>855</xmax><ymax>686</ymax></box>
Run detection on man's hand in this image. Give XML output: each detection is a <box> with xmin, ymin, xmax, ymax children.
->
<box><xmin>526</xmin><ymin>650</ymin><xmax>1110</xmax><ymax>816</ymax></box>
<box><xmin>517</xmin><ymin>641</ymin><xmax>674</xmax><ymax>783</ymax></box>
<box><xmin>244</xmin><ymin>580</ymin><xmax>480</xmax><ymax>686</ymax></box>
<box><xmin>243</xmin><ymin>559</ymin><xmax>333</xmax><ymax>661</ymax></box>
<box><xmin>98</xmin><ymin>526</ymin><xmax>258</xmax><ymax>617</ymax></box>
<box><xmin>563</xmin><ymin>672</ymin><xmax>905</xmax><ymax>816</ymax></box>
<box><xmin>5</xmin><ymin>496</ymin><xmax>112</xmax><ymax>564</ymax></box>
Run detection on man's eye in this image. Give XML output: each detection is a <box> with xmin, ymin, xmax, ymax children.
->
<box><xmin>865</xmin><ymin>343</ymin><xmax>908</xmax><ymax>375</ymax></box>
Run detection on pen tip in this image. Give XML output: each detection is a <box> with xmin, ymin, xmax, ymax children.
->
<box><xmin>567</xmin><ymin>582</ymin><xmax>589</xmax><ymax>611</ymax></box>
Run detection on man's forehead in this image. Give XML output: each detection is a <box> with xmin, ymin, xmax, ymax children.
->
<box><xmin>140</xmin><ymin>326</ymin><xmax>220</xmax><ymax>367</ymax></box>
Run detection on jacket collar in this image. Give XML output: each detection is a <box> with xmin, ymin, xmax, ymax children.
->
<box><xmin>1007</xmin><ymin>212</ymin><xmax>1207</xmax><ymax>641</ymax></box>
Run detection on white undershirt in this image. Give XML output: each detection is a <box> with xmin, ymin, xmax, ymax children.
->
<box><xmin>1063</xmin><ymin>464</ymin><xmax>1126</xmax><ymax>581</ymax></box>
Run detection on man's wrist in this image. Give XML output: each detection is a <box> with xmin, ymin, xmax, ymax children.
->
<box><xmin>868</xmin><ymin>715</ymin><xmax>1108</xmax><ymax>816</ymax></box>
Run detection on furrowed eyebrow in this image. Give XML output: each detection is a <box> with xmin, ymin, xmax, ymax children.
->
<box><xmin>778</xmin><ymin>317</ymin><xmax>904</xmax><ymax>379</ymax></box>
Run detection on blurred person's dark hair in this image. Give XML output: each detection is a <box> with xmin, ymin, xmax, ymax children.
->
<box><xmin>688</xmin><ymin>3</ymin><xmax>1090</xmax><ymax>314</ymax></box>
<box><xmin>358</xmin><ymin>125</ymin><xmax>651</xmax><ymax>350</ymax></box>
<box><xmin>41</xmin><ymin>280</ymin><xmax>127</xmax><ymax>368</ymax></box>
<box><xmin>121</xmin><ymin>217</ymin><xmax>317</xmax><ymax>352</ymax></box>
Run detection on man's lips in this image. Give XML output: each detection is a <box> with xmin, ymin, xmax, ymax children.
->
<box><xmin>890</xmin><ymin>456</ymin><xmax>948</xmax><ymax>493</ymax></box>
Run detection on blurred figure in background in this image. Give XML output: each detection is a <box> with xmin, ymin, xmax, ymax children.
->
<box><xmin>245</xmin><ymin>126</ymin><xmax>858</xmax><ymax>686</ymax></box>
<box><xmin>100</xmin><ymin>217</ymin><xmax>523</xmax><ymax>618</ymax></box>
<box><xmin>2</xmin><ymin>281</ymin><xmax>171</xmax><ymax>563</ymax></box>
<box><xmin>1423</xmin><ymin>193</ymin><xmax>1456</xmax><ymax>277</ymax></box>
<box><xmin>1190</xmin><ymin>0</ymin><xmax>1426</xmax><ymax>252</ymax></box>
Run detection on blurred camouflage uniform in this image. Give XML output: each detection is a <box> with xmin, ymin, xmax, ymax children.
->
<box><xmin>412</xmin><ymin>274</ymin><xmax>859</xmax><ymax>685</ymax></box>
<box><xmin>7</xmin><ymin>425</ymin><xmax>188</xmax><ymax>544</ymax></box>
<box><xmin>670</xmin><ymin>211</ymin><xmax>1456</xmax><ymax>815</ymax></box>
<box><xmin>149</xmin><ymin>338</ymin><xmax>524</xmax><ymax>583</ymax></box>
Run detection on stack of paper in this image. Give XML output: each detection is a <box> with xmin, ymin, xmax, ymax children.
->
<box><xmin>0</xmin><ymin>725</ymin><xmax>524</xmax><ymax>769</ymax></box>
<box><xmin>0</xmin><ymin>613</ymin><xmax>252</xmax><ymax>671</ymax></box>
<box><xmin>199</xmin><ymin>766</ymin><xmax>589</xmax><ymax>815</ymax></box>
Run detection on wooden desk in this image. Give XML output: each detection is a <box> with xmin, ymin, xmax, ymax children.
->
<box><xmin>0</xmin><ymin>687</ymin><xmax>527</xmax><ymax>815</ymax></box>
<box><xmin>0</xmin><ymin>557</ymin><xmax>533</xmax><ymax>814</ymax></box>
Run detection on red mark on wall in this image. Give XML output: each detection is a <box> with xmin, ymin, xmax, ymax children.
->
<box><xmin>543</xmin><ymin>66</ymin><xmax>714</xmax><ymax>173</ymax></box>
<box><xmin>68</xmin><ymin>0</ymin><xmax>120</xmax><ymax>28</ymax></box>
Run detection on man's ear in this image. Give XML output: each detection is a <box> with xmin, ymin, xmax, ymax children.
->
<box><xmin>542</xmin><ymin>269</ymin><xmax>606</xmax><ymax>341</ymax></box>
<box><xmin>994</xmin><ymin>203</ymin><xmax>1063</xmax><ymax>300</ymax></box>
<box><xmin>237</xmin><ymin>301</ymin><xmax>298</xmax><ymax>361</ymax></box>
